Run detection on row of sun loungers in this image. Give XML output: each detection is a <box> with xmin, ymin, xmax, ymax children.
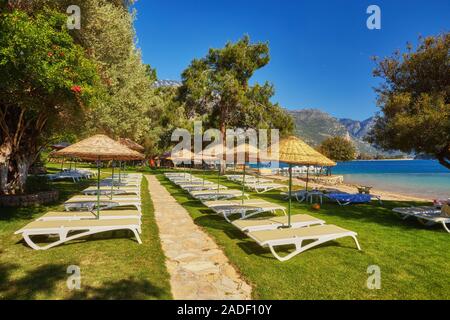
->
<box><xmin>46</xmin><ymin>169</ymin><xmax>97</xmax><ymax>182</ymax></box>
<box><xmin>225</xmin><ymin>174</ymin><xmax>287</xmax><ymax>194</ymax></box>
<box><xmin>15</xmin><ymin>173</ymin><xmax>144</xmax><ymax>250</ymax></box>
<box><xmin>166</xmin><ymin>172</ymin><xmax>361</xmax><ymax>261</ymax></box>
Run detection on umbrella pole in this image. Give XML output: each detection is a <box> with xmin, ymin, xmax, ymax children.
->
<box><xmin>202</xmin><ymin>163</ymin><xmax>206</xmax><ymax>186</ymax></box>
<box><xmin>118</xmin><ymin>161</ymin><xmax>122</xmax><ymax>189</ymax></box>
<box><xmin>241</xmin><ymin>164</ymin><xmax>246</xmax><ymax>204</ymax></box>
<box><xmin>96</xmin><ymin>160</ymin><xmax>101</xmax><ymax>219</ymax></box>
<box><xmin>110</xmin><ymin>161</ymin><xmax>114</xmax><ymax>200</ymax></box>
<box><xmin>60</xmin><ymin>158</ymin><xmax>65</xmax><ymax>172</ymax></box>
<box><xmin>217</xmin><ymin>160</ymin><xmax>220</xmax><ymax>193</ymax></box>
<box><xmin>288</xmin><ymin>163</ymin><xmax>292</xmax><ymax>228</ymax></box>
<box><xmin>306</xmin><ymin>166</ymin><xmax>310</xmax><ymax>191</ymax></box>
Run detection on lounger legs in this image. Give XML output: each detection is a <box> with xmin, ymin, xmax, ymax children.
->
<box><xmin>268</xmin><ymin>234</ymin><xmax>362</xmax><ymax>262</ymax></box>
<box><xmin>22</xmin><ymin>227</ymin><xmax>142</xmax><ymax>250</ymax></box>
<box><xmin>442</xmin><ymin>222</ymin><xmax>450</xmax><ymax>233</ymax></box>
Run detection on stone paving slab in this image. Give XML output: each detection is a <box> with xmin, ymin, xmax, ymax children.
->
<box><xmin>145</xmin><ymin>175</ymin><xmax>252</xmax><ymax>300</ymax></box>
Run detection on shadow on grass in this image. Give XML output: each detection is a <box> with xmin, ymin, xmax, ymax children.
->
<box><xmin>0</xmin><ymin>263</ymin><xmax>167</xmax><ymax>300</ymax></box>
<box><xmin>69</xmin><ymin>278</ymin><xmax>167</xmax><ymax>300</ymax></box>
<box><xmin>0</xmin><ymin>264</ymin><xmax>67</xmax><ymax>300</ymax></box>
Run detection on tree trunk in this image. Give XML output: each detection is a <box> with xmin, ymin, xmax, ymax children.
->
<box><xmin>436</xmin><ymin>145</ymin><xmax>450</xmax><ymax>170</ymax></box>
<box><xmin>219</xmin><ymin>113</ymin><xmax>227</xmax><ymax>175</ymax></box>
<box><xmin>6</xmin><ymin>151</ymin><xmax>35</xmax><ymax>194</ymax></box>
<box><xmin>0</xmin><ymin>137</ymin><xmax>13</xmax><ymax>195</ymax></box>
<box><xmin>437</xmin><ymin>152</ymin><xmax>450</xmax><ymax>170</ymax></box>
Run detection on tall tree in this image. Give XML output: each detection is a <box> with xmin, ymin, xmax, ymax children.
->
<box><xmin>0</xmin><ymin>8</ymin><xmax>99</xmax><ymax>194</ymax></box>
<box><xmin>318</xmin><ymin>136</ymin><xmax>356</xmax><ymax>162</ymax></box>
<box><xmin>179</xmin><ymin>35</ymin><xmax>293</xmax><ymax>170</ymax></box>
<box><xmin>367</xmin><ymin>33</ymin><xmax>450</xmax><ymax>169</ymax></box>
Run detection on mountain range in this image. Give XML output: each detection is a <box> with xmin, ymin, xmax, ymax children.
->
<box><xmin>153</xmin><ymin>80</ymin><xmax>399</xmax><ymax>157</ymax></box>
<box><xmin>288</xmin><ymin>109</ymin><xmax>402</xmax><ymax>157</ymax></box>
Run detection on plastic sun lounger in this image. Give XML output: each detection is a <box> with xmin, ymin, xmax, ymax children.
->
<box><xmin>181</xmin><ymin>184</ymin><xmax>228</xmax><ymax>192</ymax></box>
<box><xmin>206</xmin><ymin>201</ymin><xmax>287</xmax><ymax>222</ymax></box>
<box><xmin>246</xmin><ymin>224</ymin><xmax>361</xmax><ymax>262</ymax></box>
<box><xmin>232</xmin><ymin>214</ymin><xmax>326</xmax><ymax>232</ymax></box>
<box><xmin>64</xmin><ymin>195</ymin><xmax>141</xmax><ymax>212</ymax></box>
<box><xmin>325</xmin><ymin>193</ymin><xmax>381</xmax><ymax>206</ymax></box>
<box><xmin>99</xmin><ymin>180</ymin><xmax>141</xmax><ymax>187</ymax></box>
<box><xmin>165</xmin><ymin>172</ymin><xmax>188</xmax><ymax>177</ymax></box>
<box><xmin>15</xmin><ymin>218</ymin><xmax>142</xmax><ymax>250</ymax></box>
<box><xmin>392</xmin><ymin>206</ymin><xmax>450</xmax><ymax>233</ymax></box>
<box><xmin>82</xmin><ymin>186</ymin><xmax>140</xmax><ymax>196</ymax></box>
<box><xmin>176</xmin><ymin>180</ymin><xmax>214</xmax><ymax>186</ymax></box>
<box><xmin>36</xmin><ymin>210</ymin><xmax>141</xmax><ymax>221</ymax></box>
<box><xmin>190</xmin><ymin>189</ymin><xmax>249</xmax><ymax>201</ymax></box>
<box><xmin>245</xmin><ymin>183</ymin><xmax>287</xmax><ymax>194</ymax></box>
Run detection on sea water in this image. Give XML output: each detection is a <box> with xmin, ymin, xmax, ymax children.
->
<box><xmin>332</xmin><ymin>160</ymin><xmax>450</xmax><ymax>200</ymax></box>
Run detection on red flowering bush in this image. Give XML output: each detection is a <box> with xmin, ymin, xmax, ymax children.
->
<box><xmin>71</xmin><ymin>85</ymin><xmax>82</xmax><ymax>93</ymax></box>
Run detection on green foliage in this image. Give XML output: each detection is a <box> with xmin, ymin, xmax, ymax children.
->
<box><xmin>179</xmin><ymin>35</ymin><xmax>293</xmax><ymax>136</ymax></box>
<box><xmin>0</xmin><ymin>9</ymin><xmax>98</xmax><ymax>119</ymax></box>
<box><xmin>319</xmin><ymin>136</ymin><xmax>356</xmax><ymax>161</ymax></box>
<box><xmin>368</xmin><ymin>33</ymin><xmax>450</xmax><ymax>169</ymax></box>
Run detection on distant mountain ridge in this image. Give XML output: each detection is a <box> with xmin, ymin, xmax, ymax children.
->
<box><xmin>153</xmin><ymin>80</ymin><xmax>182</xmax><ymax>88</ymax></box>
<box><xmin>288</xmin><ymin>109</ymin><xmax>401</xmax><ymax>157</ymax></box>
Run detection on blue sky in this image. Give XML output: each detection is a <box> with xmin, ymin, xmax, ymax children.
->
<box><xmin>133</xmin><ymin>0</ymin><xmax>449</xmax><ymax>120</ymax></box>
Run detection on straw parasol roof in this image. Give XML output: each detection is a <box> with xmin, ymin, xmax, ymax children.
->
<box><xmin>54</xmin><ymin>134</ymin><xmax>145</xmax><ymax>161</ymax></box>
<box><xmin>118</xmin><ymin>138</ymin><xmax>145</xmax><ymax>152</ymax></box>
<box><xmin>265</xmin><ymin>136</ymin><xmax>336</xmax><ymax>167</ymax></box>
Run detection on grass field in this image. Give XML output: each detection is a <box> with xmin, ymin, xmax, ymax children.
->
<box><xmin>0</xmin><ymin>165</ymin><xmax>172</xmax><ymax>300</ymax></box>
<box><xmin>155</xmin><ymin>169</ymin><xmax>450</xmax><ymax>300</ymax></box>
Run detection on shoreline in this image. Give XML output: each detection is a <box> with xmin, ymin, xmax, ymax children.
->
<box><xmin>266</xmin><ymin>174</ymin><xmax>432</xmax><ymax>202</ymax></box>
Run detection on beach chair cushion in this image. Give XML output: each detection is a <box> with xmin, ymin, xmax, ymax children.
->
<box><xmin>37</xmin><ymin>210</ymin><xmax>141</xmax><ymax>221</ymax></box>
<box><xmin>327</xmin><ymin>193</ymin><xmax>371</xmax><ymax>204</ymax></box>
<box><xmin>232</xmin><ymin>214</ymin><xmax>325</xmax><ymax>232</ymax></box>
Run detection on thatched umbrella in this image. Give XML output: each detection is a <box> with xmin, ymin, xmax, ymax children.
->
<box><xmin>55</xmin><ymin>134</ymin><xmax>144</xmax><ymax>218</ymax></box>
<box><xmin>264</xmin><ymin>136</ymin><xmax>336</xmax><ymax>227</ymax></box>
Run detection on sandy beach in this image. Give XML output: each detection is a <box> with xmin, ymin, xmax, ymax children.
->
<box><xmin>266</xmin><ymin>174</ymin><xmax>432</xmax><ymax>202</ymax></box>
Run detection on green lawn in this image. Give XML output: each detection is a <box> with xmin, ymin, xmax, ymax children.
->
<box><xmin>0</xmin><ymin>165</ymin><xmax>172</xmax><ymax>300</ymax></box>
<box><xmin>154</xmin><ymin>169</ymin><xmax>450</xmax><ymax>300</ymax></box>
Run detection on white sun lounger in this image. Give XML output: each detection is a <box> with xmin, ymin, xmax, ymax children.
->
<box><xmin>181</xmin><ymin>184</ymin><xmax>228</xmax><ymax>192</ymax></box>
<box><xmin>190</xmin><ymin>189</ymin><xmax>249</xmax><ymax>201</ymax></box>
<box><xmin>99</xmin><ymin>180</ymin><xmax>141</xmax><ymax>187</ymax></box>
<box><xmin>247</xmin><ymin>224</ymin><xmax>361</xmax><ymax>262</ymax></box>
<box><xmin>36</xmin><ymin>210</ymin><xmax>141</xmax><ymax>221</ymax></box>
<box><xmin>205</xmin><ymin>200</ymin><xmax>287</xmax><ymax>222</ymax></box>
<box><xmin>15</xmin><ymin>218</ymin><xmax>142</xmax><ymax>250</ymax></box>
<box><xmin>64</xmin><ymin>195</ymin><xmax>141</xmax><ymax>212</ymax></box>
<box><xmin>176</xmin><ymin>180</ymin><xmax>214</xmax><ymax>186</ymax></box>
<box><xmin>232</xmin><ymin>214</ymin><xmax>325</xmax><ymax>232</ymax></box>
<box><xmin>245</xmin><ymin>183</ymin><xmax>287</xmax><ymax>193</ymax></box>
<box><xmin>82</xmin><ymin>186</ymin><xmax>140</xmax><ymax>196</ymax></box>
<box><xmin>393</xmin><ymin>206</ymin><xmax>450</xmax><ymax>233</ymax></box>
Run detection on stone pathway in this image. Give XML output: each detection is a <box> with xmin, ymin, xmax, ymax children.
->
<box><xmin>145</xmin><ymin>175</ymin><xmax>252</xmax><ymax>300</ymax></box>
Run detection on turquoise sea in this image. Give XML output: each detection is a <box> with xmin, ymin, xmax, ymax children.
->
<box><xmin>332</xmin><ymin>160</ymin><xmax>450</xmax><ymax>200</ymax></box>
